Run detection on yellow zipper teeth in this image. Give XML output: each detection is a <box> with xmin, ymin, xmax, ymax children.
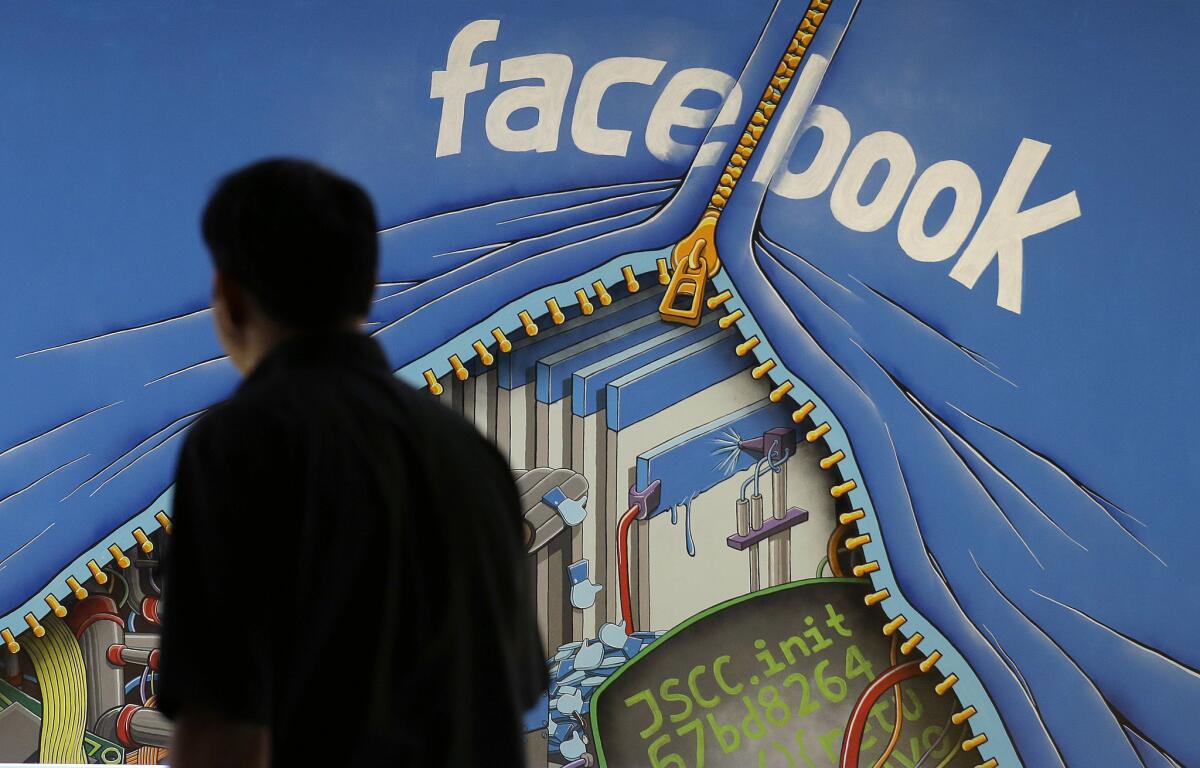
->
<box><xmin>155</xmin><ymin>510</ymin><xmax>173</xmax><ymax>534</ymax></box>
<box><xmin>656</xmin><ymin>259</ymin><xmax>670</xmax><ymax>285</ymax></box>
<box><xmin>831</xmin><ymin>479</ymin><xmax>857</xmax><ymax>497</ymax></box>
<box><xmin>491</xmin><ymin>328</ymin><xmax>512</xmax><ymax>353</ymax></box>
<box><xmin>621</xmin><ymin>266</ymin><xmax>640</xmax><ymax>293</ymax></box>
<box><xmin>23</xmin><ymin>613</ymin><xmax>44</xmax><ymax>638</ymax></box>
<box><xmin>883</xmin><ymin>615</ymin><xmax>907</xmax><ymax>636</ymax></box>
<box><xmin>791</xmin><ymin>400</ymin><xmax>815</xmax><ymax>422</ymax></box>
<box><xmin>65</xmin><ymin>576</ymin><xmax>87</xmax><ymax>601</ymax></box>
<box><xmin>964</xmin><ymin>734</ymin><xmax>989</xmax><ymax>751</ymax></box>
<box><xmin>769</xmin><ymin>381</ymin><xmax>793</xmax><ymax>402</ymax></box>
<box><xmin>108</xmin><ymin>544</ymin><xmax>130</xmax><ymax>569</ymax></box>
<box><xmin>133</xmin><ymin>527</ymin><xmax>154</xmax><ymax>553</ymax></box>
<box><xmin>820</xmin><ymin>449</ymin><xmax>845</xmax><ymax>469</ymax></box>
<box><xmin>817</xmin><ymin>416</ymin><xmax>980</xmax><ymax>752</ymax></box>
<box><xmin>423</xmin><ymin>267</ymin><xmax>651</xmax><ymax>394</ymax></box>
<box><xmin>852</xmin><ymin>561</ymin><xmax>879</xmax><ymax>577</ymax></box>
<box><xmin>846</xmin><ymin>533</ymin><xmax>871</xmax><ymax>550</ymax></box>
<box><xmin>8</xmin><ymin>240</ymin><xmax>1007</xmax><ymax>762</ymax></box>
<box><xmin>864</xmin><ymin>588</ymin><xmax>890</xmax><ymax>606</ymax></box>
<box><xmin>518</xmin><ymin>310</ymin><xmax>538</xmax><ymax>336</ymax></box>
<box><xmin>752</xmin><ymin>359</ymin><xmax>776</xmax><ymax>379</ymax></box>
<box><xmin>423</xmin><ymin>370</ymin><xmax>443</xmax><ymax>395</ymax></box>
<box><xmin>736</xmin><ymin>336</ymin><xmax>761</xmax><ymax>357</ymax></box>
<box><xmin>44</xmin><ymin>595</ymin><xmax>66</xmax><ymax>618</ymax></box>
<box><xmin>707</xmin><ymin>290</ymin><xmax>733</xmax><ymax>309</ymax></box>
<box><xmin>472</xmin><ymin>341</ymin><xmax>494</xmax><ymax>366</ymax></box>
<box><xmin>901</xmin><ymin>633</ymin><xmax>924</xmax><ymax>655</ymax></box>
<box><xmin>575</xmin><ymin>289</ymin><xmax>595</xmax><ymax>316</ymax></box>
<box><xmin>591</xmin><ymin>281</ymin><xmax>612</xmax><ymax>306</ymax></box>
<box><xmin>6</xmin><ymin>515</ymin><xmax>180</xmax><ymax>654</ymax></box>
<box><xmin>86</xmin><ymin>560</ymin><xmax>107</xmax><ymax>585</ymax></box>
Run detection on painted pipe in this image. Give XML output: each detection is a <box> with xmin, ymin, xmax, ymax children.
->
<box><xmin>749</xmin><ymin>494</ymin><xmax>763</xmax><ymax>592</ymax></box>
<box><xmin>97</xmin><ymin>704</ymin><xmax>172</xmax><ymax>749</ymax></box>
<box><xmin>64</xmin><ymin>596</ymin><xmax>125</xmax><ymax>731</ymax></box>
<box><xmin>769</xmin><ymin>457</ymin><xmax>790</xmax><ymax>586</ymax></box>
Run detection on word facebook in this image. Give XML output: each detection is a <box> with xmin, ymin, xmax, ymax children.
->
<box><xmin>431</xmin><ymin>20</ymin><xmax>1081</xmax><ymax>314</ymax></box>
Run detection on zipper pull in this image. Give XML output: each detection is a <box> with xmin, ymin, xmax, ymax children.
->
<box><xmin>659</xmin><ymin>215</ymin><xmax>720</xmax><ymax>326</ymax></box>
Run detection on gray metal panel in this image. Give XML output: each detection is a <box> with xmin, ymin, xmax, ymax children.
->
<box><xmin>0</xmin><ymin>703</ymin><xmax>39</xmax><ymax>762</ymax></box>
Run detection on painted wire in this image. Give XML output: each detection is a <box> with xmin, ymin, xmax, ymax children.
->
<box><xmin>827</xmin><ymin>524</ymin><xmax>849</xmax><ymax>577</ymax></box>
<box><xmin>753</xmin><ymin>452</ymin><xmax>770</xmax><ymax>497</ymax></box>
<box><xmin>932</xmin><ymin>728</ymin><xmax>967</xmax><ymax>768</ymax></box>
<box><xmin>741</xmin><ymin>456</ymin><xmax>772</xmax><ymax>501</ymax></box>
<box><xmin>767</xmin><ymin>446</ymin><xmax>790</xmax><ymax>473</ymax></box>
<box><xmin>816</xmin><ymin>556</ymin><xmax>830</xmax><ymax>578</ymax></box>
<box><xmin>739</xmin><ymin>447</ymin><xmax>790</xmax><ymax>500</ymax></box>
<box><xmin>105</xmin><ymin>569</ymin><xmax>130</xmax><ymax>611</ymax></box>
<box><xmin>838</xmin><ymin>660</ymin><xmax>924</xmax><ymax>768</ymax></box>
<box><xmin>911</xmin><ymin>710</ymin><xmax>958</xmax><ymax>768</ymax></box>
<box><xmin>139</xmin><ymin>666</ymin><xmax>150</xmax><ymax>704</ymax></box>
<box><xmin>872</xmin><ymin>634</ymin><xmax>904</xmax><ymax>768</ymax></box>
<box><xmin>617</xmin><ymin>504</ymin><xmax>640</xmax><ymax>635</ymax></box>
<box><xmin>24</xmin><ymin>616</ymin><xmax>87</xmax><ymax>763</ymax></box>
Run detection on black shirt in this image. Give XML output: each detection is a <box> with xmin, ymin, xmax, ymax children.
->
<box><xmin>158</xmin><ymin>331</ymin><xmax>545</xmax><ymax>766</ymax></box>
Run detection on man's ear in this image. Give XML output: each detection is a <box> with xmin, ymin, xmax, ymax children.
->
<box><xmin>212</xmin><ymin>271</ymin><xmax>248</xmax><ymax>341</ymax></box>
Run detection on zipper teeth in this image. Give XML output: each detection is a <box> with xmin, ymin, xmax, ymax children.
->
<box><xmin>2</xmin><ymin>515</ymin><xmax>170</xmax><ymax>656</ymax></box>
<box><xmin>0</xmin><ymin>270</ymin><xmax>1002</xmax><ymax>767</ymax></box>
<box><xmin>419</xmin><ymin>264</ymin><xmax>657</xmax><ymax>396</ymax></box>
<box><xmin>707</xmin><ymin>0</ymin><xmax>832</xmax><ymax>218</ymax></box>
<box><xmin>705</xmin><ymin>284</ymin><xmax>1002</xmax><ymax>767</ymax></box>
<box><xmin>0</xmin><ymin>8</ymin><xmax>998</xmax><ymax>763</ymax></box>
<box><xmin>412</xmin><ymin>264</ymin><xmax>998</xmax><ymax>765</ymax></box>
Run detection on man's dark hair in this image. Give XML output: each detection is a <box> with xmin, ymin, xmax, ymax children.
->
<box><xmin>202</xmin><ymin>158</ymin><xmax>378</xmax><ymax>329</ymax></box>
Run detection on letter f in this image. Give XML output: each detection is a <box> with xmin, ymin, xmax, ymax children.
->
<box><xmin>431</xmin><ymin>19</ymin><xmax>500</xmax><ymax>158</ymax></box>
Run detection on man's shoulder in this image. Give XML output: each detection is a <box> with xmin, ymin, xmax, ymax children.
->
<box><xmin>183</xmin><ymin>387</ymin><xmax>291</xmax><ymax>456</ymax></box>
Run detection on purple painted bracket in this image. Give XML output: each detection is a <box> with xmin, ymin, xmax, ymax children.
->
<box><xmin>725</xmin><ymin>506</ymin><xmax>810</xmax><ymax>551</ymax></box>
<box><xmin>629</xmin><ymin>479</ymin><xmax>662</xmax><ymax>520</ymax></box>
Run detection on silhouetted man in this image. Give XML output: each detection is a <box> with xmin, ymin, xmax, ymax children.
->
<box><xmin>158</xmin><ymin>159</ymin><xmax>545</xmax><ymax>767</ymax></box>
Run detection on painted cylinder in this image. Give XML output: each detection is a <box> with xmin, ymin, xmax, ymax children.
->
<box><xmin>769</xmin><ymin>464</ymin><xmax>791</xmax><ymax>586</ymax></box>
<box><xmin>749</xmin><ymin>494</ymin><xmax>764</xmax><ymax>592</ymax></box>
<box><xmin>64</xmin><ymin>595</ymin><xmax>125</xmax><ymax>731</ymax></box>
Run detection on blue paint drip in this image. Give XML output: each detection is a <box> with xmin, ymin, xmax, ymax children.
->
<box><xmin>684</xmin><ymin>496</ymin><xmax>696</xmax><ymax>557</ymax></box>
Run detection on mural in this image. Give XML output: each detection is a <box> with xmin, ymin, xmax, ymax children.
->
<box><xmin>0</xmin><ymin>1</ymin><xmax>1197</xmax><ymax>765</ymax></box>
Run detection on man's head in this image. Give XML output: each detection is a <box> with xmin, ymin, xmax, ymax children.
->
<box><xmin>202</xmin><ymin>158</ymin><xmax>378</xmax><ymax>372</ymax></box>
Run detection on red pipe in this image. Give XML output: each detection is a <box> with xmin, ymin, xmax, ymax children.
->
<box><xmin>616</xmin><ymin>504</ymin><xmax>640</xmax><ymax>636</ymax></box>
<box><xmin>838</xmin><ymin>660</ymin><xmax>924</xmax><ymax>768</ymax></box>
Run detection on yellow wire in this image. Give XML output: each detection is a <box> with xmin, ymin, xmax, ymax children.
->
<box><xmin>24</xmin><ymin>615</ymin><xmax>87</xmax><ymax>763</ymax></box>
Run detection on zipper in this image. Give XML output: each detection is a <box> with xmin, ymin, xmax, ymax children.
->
<box><xmin>659</xmin><ymin>0</ymin><xmax>830</xmax><ymax>327</ymax></box>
